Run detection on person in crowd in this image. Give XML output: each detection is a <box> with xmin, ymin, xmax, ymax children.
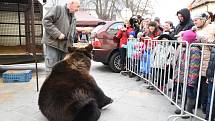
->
<box><xmin>116</xmin><ymin>20</ymin><xmax>134</xmax><ymax>74</ymax></box>
<box><xmin>123</xmin><ymin>31</ymin><xmax>137</xmax><ymax>78</ymax></box>
<box><xmin>142</xmin><ymin>21</ymin><xmax>161</xmax><ymax>90</ymax></box>
<box><xmin>150</xmin><ymin>34</ymin><xmax>175</xmax><ymax>92</ymax></box>
<box><xmin>42</xmin><ymin>0</ymin><xmax>80</xmax><ymax>75</ymax></box>
<box><xmin>172</xmin><ymin>7</ymin><xmax>194</xmax><ymax>115</ymax></box>
<box><xmin>137</xmin><ymin>15</ymin><xmax>143</xmax><ymax>25</ymax></box>
<box><xmin>193</xmin><ymin>12</ymin><xmax>215</xmax><ymax>118</ymax></box>
<box><xmin>163</xmin><ymin>21</ymin><xmax>175</xmax><ymax>39</ymax></box>
<box><xmin>192</xmin><ymin>12</ymin><xmax>215</xmax><ymax>120</ymax></box>
<box><xmin>206</xmin><ymin>40</ymin><xmax>215</xmax><ymax>120</ymax></box>
<box><xmin>140</xmin><ymin>17</ymin><xmax>151</xmax><ymax>33</ymax></box>
<box><xmin>143</xmin><ymin>21</ymin><xmax>162</xmax><ymax>40</ymax></box>
<box><xmin>129</xmin><ymin>16</ymin><xmax>140</xmax><ymax>37</ymax></box>
<box><xmin>184</xmin><ymin>27</ymin><xmax>202</xmax><ymax>115</ymax></box>
<box><xmin>154</xmin><ymin>17</ymin><xmax>163</xmax><ymax>32</ymax></box>
<box><xmin>172</xmin><ymin>26</ymin><xmax>201</xmax><ymax>117</ymax></box>
<box><xmin>139</xmin><ymin>41</ymin><xmax>152</xmax><ymax>81</ymax></box>
<box><xmin>134</xmin><ymin>32</ymin><xmax>145</xmax><ymax>81</ymax></box>
<box><xmin>171</xmin><ymin>8</ymin><xmax>194</xmax><ymax>40</ymax></box>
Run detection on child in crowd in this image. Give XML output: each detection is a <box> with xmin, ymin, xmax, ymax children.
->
<box><xmin>174</xmin><ymin>27</ymin><xmax>201</xmax><ymax>115</ymax></box>
<box><xmin>123</xmin><ymin>31</ymin><xmax>137</xmax><ymax>77</ymax></box>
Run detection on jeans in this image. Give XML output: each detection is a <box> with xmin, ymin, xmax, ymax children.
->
<box><xmin>43</xmin><ymin>44</ymin><xmax>66</xmax><ymax>75</ymax></box>
<box><xmin>206</xmin><ymin>81</ymin><xmax>215</xmax><ymax>120</ymax></box>
<box><xmin>187</xmin><ymin>86</ymin><xmax>197</xmax><ymax>99</ymax></box>
<box><xmin>119</xmin><ymin>48</ymin><xmax>126</xmax><ymax>65</ymax></box>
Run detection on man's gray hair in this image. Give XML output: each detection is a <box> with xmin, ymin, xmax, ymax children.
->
<box><xmin>67</xmin><ymin>0</ymin><xmax>79</xmax><ymax>4</ymax></box>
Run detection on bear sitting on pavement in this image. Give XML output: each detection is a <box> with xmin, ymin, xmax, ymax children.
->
<box><xmin>38</xmin><ymin>44</ymin><xmax>113</xmax><ymax>121</ymax></box>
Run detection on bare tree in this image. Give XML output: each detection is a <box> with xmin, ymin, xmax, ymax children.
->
<box><xmin>51</xmin><ymin>0</ymin><xmax>58</xmax><ymax>6</ymax></box>
<box><xmin>121</xmin><ymin>0</ymin><xmax>153</xmax><ymax>16</ymax></box>
<box><xmin>87</xmin><ymin>0</ymin><xmax>117</xmax><ymax>20</ymax></box>
<box><xmin>81</xmin><ymin>0</ymin><xmax>154</xmax><ymax>20</ymax></box>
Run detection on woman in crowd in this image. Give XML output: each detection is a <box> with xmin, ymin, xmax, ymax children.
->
<box><xmin>192</xmin><ymin>12</ymin><xmax>215</xmax><ymax>118</ymax></box>
<box><xmin>116</xmin><ymin>20</ymin><xmax>134</xmax><ymax>74</ymax></box>
<box><xmin>142</xmin><ymin>21</ymin><xmax>161</xmax><ymax>90</ymax></box>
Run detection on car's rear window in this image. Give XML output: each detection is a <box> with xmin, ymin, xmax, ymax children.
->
<box><xmin>91</xmin><ymin>25</ymin><xmax>104</xmax><ymax>33</ymax></box>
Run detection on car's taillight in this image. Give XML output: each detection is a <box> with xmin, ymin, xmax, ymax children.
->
<box><xmin>92</xmin><ymin>37</ymin><xmax>102</xmax><ymax>48</ymax></box>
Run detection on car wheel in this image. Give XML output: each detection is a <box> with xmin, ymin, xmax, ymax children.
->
<box><xmin>109</xmin><ymin>52</ymin><xmax>121</xmax><ymax>73</ymax></box>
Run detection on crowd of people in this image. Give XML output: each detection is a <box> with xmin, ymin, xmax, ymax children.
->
<box><xmin>115</xmin><ymin>8</ymin><xmax>215</xmax><ymax>120</ymax></box>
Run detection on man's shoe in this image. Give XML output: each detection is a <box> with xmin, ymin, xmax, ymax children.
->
<box><xmin>175</xmin><ymin>109</ymin><xmax>181</xmax><ymax>114</ymax></box>
<box><xmin>182</xmin><ymin>115</ymin><xmax>191</xmax><ymax>119</ymax></box>
<box><xmin>120</xmin><ymin>71</ymin><xmax>127</xmax><ymax>76</ymax></box>
<box><xmin>149</xmin><ymin>86</ymin><xmax>155</xmax><ymax>90</ymax></box>
<box><xmin>129</xmin><ymin>73</ymin><xmax>135</xmax><ymax>78</ymax></box>
<box><xmin>136</xmin><ymin>77</ymin><xmax>141</xmax><ymax>81</ymax></box>
<box><xmin>146</xmin><ymin>86</ymin><xmax>151</xmax><ymax>89</ymax></box>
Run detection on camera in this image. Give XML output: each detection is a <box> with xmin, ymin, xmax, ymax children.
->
<box><xmin>129</xmin><ymin>16</ymin><xmax>140</xmax><ymax>35</ymax></box>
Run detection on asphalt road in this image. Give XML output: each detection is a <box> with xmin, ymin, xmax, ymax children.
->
<box><xmin>0</xmin><ymin>61</ymin><xmax>194</xmax><ymax>121</ymax></box>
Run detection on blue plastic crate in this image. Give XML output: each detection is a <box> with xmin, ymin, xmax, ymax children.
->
<box><xmin>2</xmin><ymin>70</ymin><xmax>32</xmax><ymax>83</ymax></box>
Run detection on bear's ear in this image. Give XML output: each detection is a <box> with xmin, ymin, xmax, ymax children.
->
<box><xmin>68</xmin><ymin>46</ymin><xmax>76</xmax><ymax>53</ymax></box>
<box><xmin>85</xmin><ymin>44</ymin><xmax>93</xmax><ymax>52</ymax></box>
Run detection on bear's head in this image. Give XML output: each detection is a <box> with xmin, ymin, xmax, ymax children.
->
<box><xmin>63</xmin><ymin>44</ymin><xmax>93</xmax><ymax>72</ymax></box>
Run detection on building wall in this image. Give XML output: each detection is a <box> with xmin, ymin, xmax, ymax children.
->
<box><xmin>191</xmin><ymin>3</ymin><xmax>215</xmax><ymax>17</ymax></box>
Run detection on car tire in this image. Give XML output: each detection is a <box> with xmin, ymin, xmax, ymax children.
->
<box><xmin>102</xmin><ymin>62</ymin><xmax>108</xmax><ymax>65</ymax></box>
<box><xmin>109</xmin><ymin>52</ymin><xmax>121</xmax><ymax>73</ymax></box>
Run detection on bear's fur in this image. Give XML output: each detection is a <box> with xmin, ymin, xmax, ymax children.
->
<box><xmin>38</xmin><ymin>44</ymin><xmax>113</xmax><ymax>121</ymax></box>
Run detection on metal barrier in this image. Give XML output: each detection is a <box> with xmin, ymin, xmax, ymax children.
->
<box><xmin>124</xmin><ymin>38</ymin><xmax>215</xmax><ymax>121</ymax></box>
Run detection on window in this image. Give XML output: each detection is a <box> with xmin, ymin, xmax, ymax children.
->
<box><xmin>107</xmin><ymin>22</ymin><xmax>123</xmax><ymax>35</ymax></box>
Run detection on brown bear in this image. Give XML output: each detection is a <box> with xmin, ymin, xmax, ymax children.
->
<box><xmin>38</xmin><ymin>44</ymin><xmax>113</xmax><ymax>121</ymax></box>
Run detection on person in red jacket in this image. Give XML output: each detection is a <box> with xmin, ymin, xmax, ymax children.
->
<box><xmin>142</xmin><ymin>21</ymin><xmax>161</xmax><ymax>49</ymax></box>
<box><xmin>116</xmin><ymin>20</ymin><xmax>134</xmax><ymax>72</ymax></box>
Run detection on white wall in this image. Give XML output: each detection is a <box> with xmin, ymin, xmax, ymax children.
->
<box><xmin>191</xmin><ymin>3</ymin><xmax>215</xmax><ymax>18</ymax></box>
<box><xmin>43</xmin><ymin>0</ymin><xmax>67</xmax><ymax>17</ymax></box>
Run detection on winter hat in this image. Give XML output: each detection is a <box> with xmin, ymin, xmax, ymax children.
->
<box><xmin>193</xmin><ymin>12</ymin><xmax>209</xmax><ymax>21</ymax></box>
<box><xmin>129</xmin><ymin>31</ymin><xmax>136</xmax><ymax>38</ymax></box>
<box><xmin>182</xmin><ymin>26</ymin><xmax>197</xmax><ymax>44</ymax></box>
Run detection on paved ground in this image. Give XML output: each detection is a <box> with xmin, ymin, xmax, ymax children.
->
<box><xmin>0</xmin><ymin>61</ymin><xmax>200</xmax><ymax>121</ymax></box>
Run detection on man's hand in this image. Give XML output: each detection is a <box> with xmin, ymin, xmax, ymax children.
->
<box><xmin>58</xmin><ymin>33</ymin><xmax>65</xmax><ymax>40</ymax></box>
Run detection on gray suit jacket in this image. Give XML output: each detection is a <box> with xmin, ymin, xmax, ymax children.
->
<box><xmin>42</xmin><ymin>5</ymin><xmax>76</xmax><ymax>52</ymax></box>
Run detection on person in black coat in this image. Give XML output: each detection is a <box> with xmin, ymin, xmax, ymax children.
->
<box><xmin>172</xmin><ymin>8</ymin><xmax>194</xmax><ymax>116</ymax></box>
<box><xmin>171</xmin><ymin>8</ymin><xmax>194</xmax><ymax>40</ymax></box>
<box><xmin>205</xmin><ymin>41</ymin><xmax>215</xmax><ymax>120</ymax></box>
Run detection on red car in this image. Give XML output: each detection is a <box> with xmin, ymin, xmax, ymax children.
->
<box><xmin>91</xmin><ymin>21</ymin><xmax>124</xmax><ymax>72</ymax></box>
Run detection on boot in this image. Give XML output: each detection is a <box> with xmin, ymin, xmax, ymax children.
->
<box><xmin>174</xmin><ymin>109</ymin><xmax>181</xmax><ymax>114</ymax></box>
<box><xmin>136</xmin><ymin>76</ymin><xmax>141</xmax><ymax>81</ymax></box>
<box><xmin>186</xmin><ymin>97</ymin><xmax>195</xmax><ymax>114</ymax></box>
<box><xmin>120</xmin><ymin>64</ymin><xmax>127</xmax><ymax>76</ymax></box>
<box><xmin>128</xmin><ymin>72</ymin><xmax>135</xmax><ymax>78</ymax></box>
<box><xmin>182</xmin><ymin>97</ymin><xmax>195</xmax><ymax>119</ymax></box>
<box><xmin>120</xmin><ymin>64</ymin><xmax>125</xmax><ymax>71</ymax></box>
